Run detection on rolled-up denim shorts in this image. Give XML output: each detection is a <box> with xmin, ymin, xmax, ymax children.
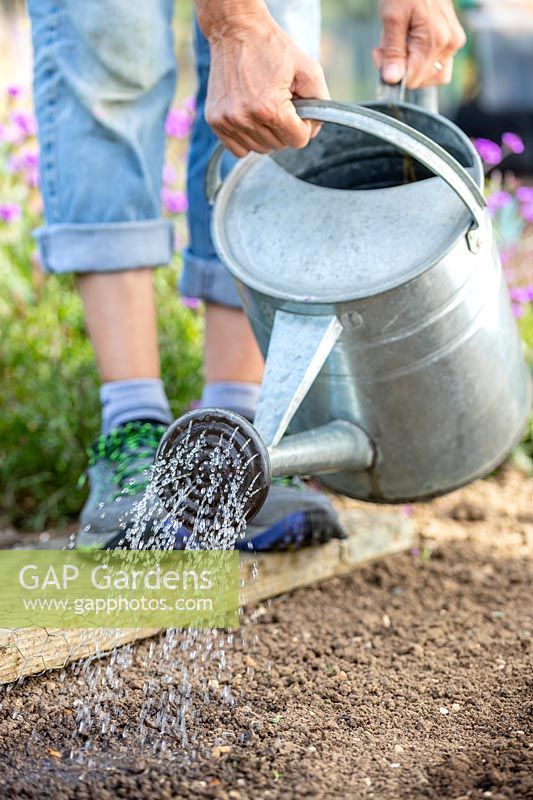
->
<box><xmin>27</xmin><ymin>0</ymin><xmax>321</xmax><ymax>309</ymax></box>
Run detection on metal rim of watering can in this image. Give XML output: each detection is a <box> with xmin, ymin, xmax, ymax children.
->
<box><xmin>205</xmin><ymin>99</ymin><xmax>486</xmax><ymax>243</ymax></box>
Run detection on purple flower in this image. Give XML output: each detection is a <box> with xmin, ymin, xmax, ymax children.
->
<box><xmin>521</xmin><ymin>203</ymin><xmax>533</xmax><ymax>223</ymax></box>
<box><xmin>516</xmin><ymin>187</ymin><xmax>533</xmax><ymax>204</ymax></box>
<box><xmin>512</xmin><ymin>303</ymin><xmax>525</xmax><ymax>319</ymax></box>
<box><xmin>0</xmin><ymin>123</ymin><xmax>23</xmax><ymax>144</ymax></box>
<box><xmin>8</xmin><ymin>150</ymin><xmax>40</xmax><ymax>187</ymax></box>
<box><xmin>10</xmin><ymin>110</ymin><xmax>37</xmax><ymax>137</ymax></box>
<box><xmin>502</xmin><ymin>132</ymin><xmax>525</xmax><ymax>154</ymax></box>
<box><xmin>6</xmin><ymin>85</ymin><xmax>22</xmax><ymax>99</ymax></box>
<box><xmin>510</xmin><ymin>284</ymin><xmax>533</xmax><ymax>305</ymax></box>
<box><xmin>8</xmin><ymin>150</ymin><xmax>39</xmax><ymax>172</ymax></box>
<box><xmin>0</xmin><ymin>203</ymin><xmax>22</xmax><ymax>222</ymax></box>
<box><xmin>161</xmin><ymin>187</ymin><xmax>188</xmax><ymax>214</ymax></box>
<box><xmin>165</xmin><ymin>108</ymin><xmax>192</xmax><ymax>139</ymax></box>
<box><xmin>162</xmin><ymin>164</ymin><xmax>177</xmax><ymax>185</ymax></box>
<box><xmin>510</xmin><ymin>286</ymin><xmax>531</xmax><ymax>304</ymax></box>
<box><xmin>487</xmin><ymin>190</ymin><xmax>512</xmax><ymax>215</ymax></box>
<box><xmin>473</xmin><ymin>138</ymin><xmax>502</xmax><ymax>166</ymax></box>
<box><xmin>181</xmin><ymin>296</ymin><xmax>201</xmax><ymax>310</ymax></box>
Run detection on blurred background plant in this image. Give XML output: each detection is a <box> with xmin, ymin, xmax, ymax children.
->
<box><xmin>0</xmin><ymin>1</ymin><xmax>532</xmax><ymax>530</ymax></box>
<box><xmin>473</xmin><ymin>132</ymin><xmax>533</xmax><ymax>473</ymax></box>
<box><xmin>0</xmin><ymin>88</ymin><xmax>203</xmax><ymax>530</ymax></box>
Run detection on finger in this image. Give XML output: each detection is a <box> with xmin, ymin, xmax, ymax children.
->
<box><xmin>438</xmin><ymin>58</ymin><xmax>454</xmax><ymax>85</ymax></box>
<box><xmin>232</xmin><ymin>133</ymin><xmax>271</xmax><ymax>155</ymax></box>
<box><xmin>419</xmin><ymin>56</ymin><xmax>454</xmax><ymax>87</ymax></box>
<box><xmin>277</xmin><ymin>104</ymin><xmax>314</xmax><ymax>150</ymax></box>
<box><xmin>209</xmin><ymin>110</ymin><xmax>286</xmax><ymax>155</ymax></box>
<box><xmin>206</xmin><ymin>107</ymin><xmax>249</xmax><ymax>157</ymax></box>
<box><xmin>292</xmin><ymin>57</ymin><xmax>330</xmax><ymax>141</ymax></box>
<box><xmin>216</xmin><ymin>135</ymin><xmax>250</xmax><ymax>159</ymax></box>
<box><xmin>286</xmin><ymin>114</ymin><xmax>321</xmax><ymax>143</ymax></box>
<box><xmin>379</xmin><ymin>8</ymin><xmax>410</xmax><ymax>84</ymax></box>
<box><xmin>257</xmin><ymin>126</ymin><xmax>291</xmax><ymax>150</ymax></box>
<box><xmin>405</xmin><ymin>38</ymin><xmax>436</xmax><ymax>89</ymax></box>
<box><xmin>213</xmin><ymin>120</ymin><xmax>271</xmax><ymax>157</ymax></box>
<box><xmin>232</xmin><ymin>116</ymin><xmax>289</xmax><ymax>151</ymax></box>
<box><xmin>292</xmin><ymin>57</ymin><xmax>330</xmax><ymax>101</ymax></box>
<box><xmin>412</xmin><ymin>45</ymin><xmax>455</xmax><ymax>88</ymax></box>
<box><xmin>269</xmin><ymin>114</ymin><xmax>320</xmax><ymax>145</ymax></box>
<box><xmin>406</xmin><ymin>17</ymin><xmax>466</xmax><ymax>89</ymax></box>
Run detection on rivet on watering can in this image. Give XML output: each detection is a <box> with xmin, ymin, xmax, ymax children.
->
<box><xmin>466</xmin><ymin>227</ymin><xmax>482</xmax><ymax>254</ymax></box>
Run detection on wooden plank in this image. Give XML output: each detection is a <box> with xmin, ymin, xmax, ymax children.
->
<box><xmin>0</xmin><ymin>627</ymin><xmax>160</xmax><ymax>685</ymax></box>
<box><xmin>0</xmin><ymin>509</ymin><xmax>412</xmax><ymax>685</ymax></box>
<box><xmin>241</xmin><ymin>508</ymin><xmax>413</xmax><ymax>605</ymax></box>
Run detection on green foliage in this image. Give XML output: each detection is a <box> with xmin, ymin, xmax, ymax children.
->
<box><xmin>0</xmin><ymin>93</ymin><xmax>202</xmax><ymax>531</ymax></box>
<box><xmin>1</xmin><ymin>248</ymin><xmax>203</xmax><ymax>530</ymax></box>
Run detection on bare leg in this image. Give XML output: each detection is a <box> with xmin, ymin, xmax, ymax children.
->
<box><xmin>204</xmin><ymin>303</ymin><xmax>264</xmax><ymax>384</ymax></box>
<box><xmin>77</xmin><ymin>270</ymin><xmax>160</xmax><ymax>383</ymax></box>
<box><xmin>77</xmin><ymin>276</ymin><xmax>262</xmax><ymax>385</ymax></box>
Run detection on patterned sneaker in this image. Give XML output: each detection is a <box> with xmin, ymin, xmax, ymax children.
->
<box><xmin>171</xmin><ymin>477</ymin><xmax>345</xmax><ymax>552</ymax></box>
<box><xmin>76</xmin><ymin>421</ymin><xmax>168</xmax><ymax>550</ymax></box>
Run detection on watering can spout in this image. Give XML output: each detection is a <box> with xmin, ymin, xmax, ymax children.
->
<box><xmin>155</xmin><ymin>410</ymin><xmax>374</xmax><ymax>528</ymax></box>
<box><xmin>268</xmin><ymin>420</ymin><xmax>374</xmax><ymax>478</ymax></box>
<box><xmin>251</xmin><ymin>307</ymin><xmax>375</xmax><ymax>479</ymax></box>
<box><xmin>155</xmin><ymin>307</ymin><xmax>375</xmax><ymax>526</ymax></box>
<box><xmin>252</xmin><ymin>310</ymin><xmax>344</xmax><ymax>448</ymax></box>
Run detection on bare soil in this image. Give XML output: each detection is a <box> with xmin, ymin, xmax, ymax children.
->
<box><xmin>0</xmin><ymin>466</ymin><xmax>531</xmax><ymax>799</ymax></box>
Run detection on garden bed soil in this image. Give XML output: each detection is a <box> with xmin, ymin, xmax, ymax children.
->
<box><xmin>0</xmin><ymin>466</ymin><xmax>531</xmax><ymax>799</ymax></box>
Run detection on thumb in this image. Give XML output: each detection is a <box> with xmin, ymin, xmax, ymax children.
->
<box><xmin>292</xmin><ymin>57</ymin><xmax>331</xmax><ymax>102</ymax></box>
<box><xmin>380</xmin><ymin>11</ymin><xmax>410</xmax><ymax>84</ymax></box>
<box><xmin>292</xmin><ymin>57</ymin><xmax>331</xmax><ymax>140</ymax></box>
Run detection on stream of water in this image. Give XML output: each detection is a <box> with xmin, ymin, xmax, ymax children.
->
<box><xmin>67</xmin><ymin>422</ymin><xmax>261</xmax><ymax>758</ymax></box>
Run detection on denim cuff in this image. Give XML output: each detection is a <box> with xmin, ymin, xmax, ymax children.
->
<box><xmin>180</xmin><ymin>248</ymin><xmax>242</xmax><ymax>308</ymax></box>
<box><xmin>34</xmin><ymin>219</ymin><xmax>174</xmax><ymax>274</ymax></box>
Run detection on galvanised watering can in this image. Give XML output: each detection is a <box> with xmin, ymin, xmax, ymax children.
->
<box><xmin>157</xmin><ymin>99</ymin><xmax>531</xmax><ymax>527</ymax></box>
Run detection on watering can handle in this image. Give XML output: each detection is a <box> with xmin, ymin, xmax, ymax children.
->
<box><xmin>376</xmin><ymin>75</ymin><xmax>438</xmax><ymax>113</ymax></box>
<box><xmin>206</xmin><ymin>99</ymin><xmax>486</xmax><ymax>241</ymax></box>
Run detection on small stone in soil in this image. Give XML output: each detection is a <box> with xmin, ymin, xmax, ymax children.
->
<box><xmin>212</xmin><ymin>745</ymin><xmax>232</xmax><ymax>758</ymax></box>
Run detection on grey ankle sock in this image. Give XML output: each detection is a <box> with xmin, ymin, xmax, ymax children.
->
<box><xmin>100</xmin><ymin>379</ymin><xmax>172</xmax><ymax>435</ymax></box>
<box><xmin>200</xmin><ymin>381</ymin><xmax>261</xmax><ymax>421</ymax></box>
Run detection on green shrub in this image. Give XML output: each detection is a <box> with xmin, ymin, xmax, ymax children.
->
<box><xmin>0</xmin><ymin>94</ymin><xmax>202</xmax><ymax>530</ymax></box>
<box><xmin>1</xmin><ymin>255</ymin><xmax>203</xmax><ymax>530</ymax></box>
